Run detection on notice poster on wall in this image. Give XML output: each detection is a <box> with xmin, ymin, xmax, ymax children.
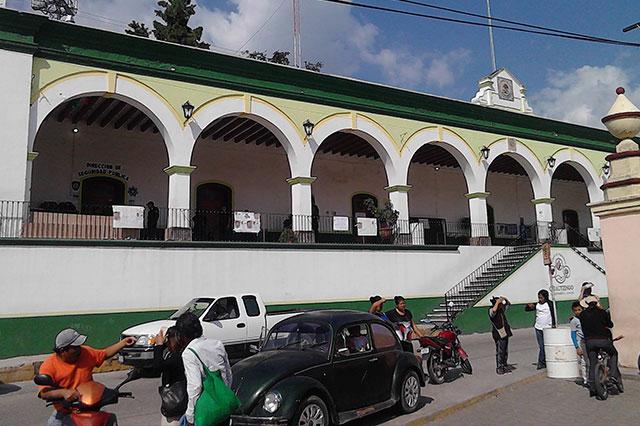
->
<box><xmin>356</xmin><ymin>217</ymin><xmax>377</xmax><ymax>236</ymax></box>
<box><xmin>332</xmin><ymin>216</ymin><xmax>350</xmax><ymax>232</ymax></box>
<box><xmin>112</xmin><ymin>205</ymin><xmax>144</xmax><ymax>229</ymax></box>
<box><xmin>234</xmin><ymin>212</ymin><xmax>261</xmax><ymax>233</ymax></box>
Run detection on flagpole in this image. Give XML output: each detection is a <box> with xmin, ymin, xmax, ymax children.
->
<box><xmin>486</xmin><ymin>0</ymin><xmax>497</xmax><ymax>71</ymax></box>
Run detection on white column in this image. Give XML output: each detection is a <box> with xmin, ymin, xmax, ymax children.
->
<box><xmin>465</xmin><ymin>192</ymin><xmax>491</xmax><ymax>245</ymax></box>
<box><xmin>0</xmin><ymin>49</ymin><xmax>33</xmax><ymax>202</ymax></box>
<box><xmin>164</xmin><ymin>165</ymin><xmax>195</xmax><ymax>236</ymax></box>
<box><xmin>532</xmin><ymin>198</ymin><xmax>554</xmax><ymax>242</ymax></box>
<box><xmin>385</xmin><ymin>185</ymin><xmax>411</xmax><ymax>235</ymax></box>
<box><xmin>287</xmin><ymin>176</ymin><xmax>315</xmax><ymax>232</ymax></box>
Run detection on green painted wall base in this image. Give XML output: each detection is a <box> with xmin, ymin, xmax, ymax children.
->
<box><xmin>0</xmin><ymin>311</ymin><xmax>173</xmax><ymax>359</ymax></box>
<box><xmin>454</xmin><ymin>298</ymin><xmax>609</xmax><ymax>335</ymax></box>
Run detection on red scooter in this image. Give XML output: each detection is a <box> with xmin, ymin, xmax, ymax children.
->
<box><xmin>418</xmin><ymin>318</ymin><xmax>472</xmax><ymax>384</ymax></box>
<box><xmin>35</xmin><ymin>368</ymin><xmax>142</xmax><ymax>425</ymax></box>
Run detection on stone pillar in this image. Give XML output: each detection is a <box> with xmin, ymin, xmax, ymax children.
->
<box><xmin>287</xmin><ymin>176</ymin><xmax>315</xmax><ymax>242</ymax></box>
<box><xmin>589</xmin><ymin>87</ymin><xmax>640</xmax><ymax>367</ymax></box>
<box><xmin>164</xmin><ymin>165</ymin><xmax>196</xmax><ymax>241</ymax></box>
<box><xmin>0</xmin><ymin>49</ymin><xmax>32</xmax><ymax>202</ymax></box>
<box><xmin>385</xmin><ymin>185</ymin><xmax>411</xmax><ymax>244</ymax></box>
<box><xmin>532</xmin><ymin>198</ymin><xmax>554</xmax><ymax>242</ymax></box>
<box><xmin>465</xmin><ymin>192</ymin><xmax>491</xmax><ymax>246</ymax></box>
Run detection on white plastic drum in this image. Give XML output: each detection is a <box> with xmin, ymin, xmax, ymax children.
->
<box><xmin>543</xmin><ymin>326</ymin><xmax>579</xmax><ymax>378</ymax></box>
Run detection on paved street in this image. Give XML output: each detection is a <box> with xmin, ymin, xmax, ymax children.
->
<box><xmin>3</xmin><ymin>328</ymin><xmax>637</xmax><ymax>426</ymax></box>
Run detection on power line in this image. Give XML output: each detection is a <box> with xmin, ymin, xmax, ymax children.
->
<box><xmin>316</xmin><ymin>0</ymin><xmax>640</xmax><ymax>48</ymax></box>
<box><xmin>236</xmin><ymin>0</ymin><xmax>287</xmax><ymax>52</ymax></box>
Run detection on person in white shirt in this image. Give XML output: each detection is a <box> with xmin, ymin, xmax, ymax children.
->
<box><xmin>175</xmin><ymin>312</ymin><xmax>233</xmax><ymax>426</ymax></box>
<box><xmin>525</xmin><ymin>289</ymin><xmax>556</xmax><ymax>369</ymax></box>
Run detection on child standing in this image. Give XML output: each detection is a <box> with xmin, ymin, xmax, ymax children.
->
<box><xmin>570</xmin><ymin>301</ymin><xmax>588</xmax><ymax>386</ymax></box>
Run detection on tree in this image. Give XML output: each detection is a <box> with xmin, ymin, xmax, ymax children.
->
<box><xmin>153</xmin><ymin>0</ymin><xmax>210</xmax><ymax>49</ymax></box>
<box><xmin>125</xmin><ymin>20</ymin><xmax>151</xmax><ymax>38</ymax></box>
<box><xmin>304</xmin><ymin>61</ymin><xmax>323</xmax><ymax>72</ymax></box>
<box><xmin>242</xmin><ymin>50</ymin><xmax>323</xmax><ymax>72</ymax></box>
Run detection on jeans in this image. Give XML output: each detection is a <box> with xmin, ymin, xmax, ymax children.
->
<box><xmin>578</xmin><ymin>340</ymin><xmax>588</xmax><ymax>384</ymax></box>
<box><xmin>47</xmin><ymin>411</ymin><xmax>73</xmax><ymax>426</ymax></box>
<box><xmin>495</xmin><ymin>338</ymin><xmax>509</xmax><ymax>369</ymax></box>
<box><xmin>586</xmin><ymin>338</ymin><xmax>621</xmax><ymax>388</ymax></box>
<box><xmin>535</xmin><ymin>328</ymin><xmax>546</xmax><ymax>366</ymax></box>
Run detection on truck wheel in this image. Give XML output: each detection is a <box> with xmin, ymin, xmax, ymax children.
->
<box><xmin>398</xmin><ymin>370</ymin><xmax>421</xmax><ymax>414</ymax></box>
<box><xmin>291</xmin><ymin>395</ymin><xmax>329</xmax><ymax>426</ymax></box>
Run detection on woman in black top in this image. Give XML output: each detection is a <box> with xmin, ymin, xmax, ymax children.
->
<box><xmin>489</xmin><ymin>296</ymin><xmax>513</xmax><ymax>375</ymax></box>
<box><xmin>153</xmin><ymin>326</ymin><xmax>187</xmax><ymax>425</ymax></box>
<box><xmin>385</xmin><ymin>296</ymin><xmax>424</xmax><ymax>340</ymax></box>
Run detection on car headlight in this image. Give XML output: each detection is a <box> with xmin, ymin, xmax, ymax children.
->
<box><xmin>135</xmin><ymin>335</ymin><xmax>153</xmax><ymax>346</ymax></box>
<box><xmin>263</xmin><ymin>391</ymin><xmax>282</xmax><ymax>414</ymax></box>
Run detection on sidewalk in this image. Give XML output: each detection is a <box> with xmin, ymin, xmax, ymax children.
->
<box><xmin>0</xmin><ymin>354</ymin><xmax>127</xmax><ymax>383</ymax></box>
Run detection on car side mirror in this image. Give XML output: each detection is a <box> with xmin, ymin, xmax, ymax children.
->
<box><xmin>249</xmin><ymin>344</ymin><xmax>259</xmax><ymax>354</ymax></box>
<box><xmin>34</xmin><ymin>374</ymin><xmax>56</xmax><ymax>387</ymax></box>
<box><xmin>336</xmin><ymin>347</ymin><xmax>350</xmax><ymax>357</ymax></box>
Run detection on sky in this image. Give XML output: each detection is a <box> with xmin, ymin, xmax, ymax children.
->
<box><xmin>7</xmin><ymin>0</ymin><xmax>640</xmax><ymax>129</ymax></box>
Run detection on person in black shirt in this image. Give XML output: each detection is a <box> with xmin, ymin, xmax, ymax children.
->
<box><xmin>578</xmin><ymin>296</ymin><xmax>623</xmax><ymax>396</ymax></box>
<box><xmin>385</xmin><ymin>296</ymin><xmax>424</xmax><ymax>340</ymax></box>
<box><xmin>489</xmin><ymin>296</ymin><xmax>513</xmax><ymax>375</ymax></box>
<box><xmin>154</xmin><ymin>326</ymin><xmax>188</xmax><ymax>424</ymax></box>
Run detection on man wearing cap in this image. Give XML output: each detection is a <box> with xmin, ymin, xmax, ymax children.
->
<box><xmin>38</xmin><ymin>328</ymin><xmax>136</xmax><ymax>426</ymax></box>
<box><xmin>578</xmin><ymin>296</ymin><xmax>623</xmax><ymax>397</ymax></box>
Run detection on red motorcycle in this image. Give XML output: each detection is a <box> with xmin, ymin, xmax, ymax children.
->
<box><xmin>418</xmin><ymin>318</ymin><xmax>472</xmax><ymax>384</ymax></box>
<box><xmin>35</xmin><ymin>368</ymin><xmax>142</xmax><ymax>425</ymax></box>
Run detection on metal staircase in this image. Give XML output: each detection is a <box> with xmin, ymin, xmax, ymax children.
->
<box><xmin>425</xmin><ymin>244</ymin><xmax>541</xmax><ymax>324</ymax></box>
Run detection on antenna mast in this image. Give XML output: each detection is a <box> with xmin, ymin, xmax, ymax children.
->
<box><xmin>293</xmin><ymin>0</ymin><xmax>302</xmax><ymax>68</ymax></box>
<box><xmin>486</xmin><ymin>0</ymin><xmax>497</xmax><ymax>71</ymax></box>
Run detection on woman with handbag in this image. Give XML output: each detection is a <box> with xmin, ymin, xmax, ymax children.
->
<box><xmin>489</xmin><ymin>296</ymin><xmax>513</xmax><ymax>375</ymax></box>
<box><xmin>175</xmin><ymin>312</ymin><xmax>237</xmax><ymax>426</ymax></box>
<box><xmin>153</xmin><ymin>326</ymin><xmax>188</xmax><ymax>425</ymax></box>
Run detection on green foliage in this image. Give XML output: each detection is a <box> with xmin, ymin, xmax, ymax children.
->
<box><xmin>363</xmin><ymin>198</ymin><xmax>399</xmax><ymax>228</ymax></box>
<box><xmin>243</xmin><ymin>51</ymin><xmax>323</xmax><ymax>72</ymax></box>
<box><xmin>152</xmin><ymin>0</ymin><xmax>210</xmax><ymax>49</ymax></box>
<box><xmin>304</xmin><ymin>61</ymin><xmax>323</xmax><ymax>72</ymax></box>
<box><xmin>125</xmin><ymin>20</ymin><xmax>151</xmax><ymax>38</ymax></box>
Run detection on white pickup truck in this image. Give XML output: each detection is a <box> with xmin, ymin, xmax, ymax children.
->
<box><xmin>119</xmin><ymin>294</ymin><xmax>299</xmax><ymax>366</ymax></box>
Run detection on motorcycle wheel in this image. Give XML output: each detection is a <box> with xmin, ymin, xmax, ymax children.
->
<box><xmin>461</xmin><ymin>358</ymin><xmax>473</xmax><ymax>375</ymax></box>
<box><xmin>594</xmin><ymin>362</ymin><xmax>609</xmax><ymax>401</ymax></box>
<box><xmin>427</xmin><ymin>353</ymin><xmax>446</xmax><ymax>384</ymax></box>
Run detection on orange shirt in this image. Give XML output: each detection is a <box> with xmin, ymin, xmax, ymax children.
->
<box><xmin>38</xmin><ymin>346</ymin><xmax>107</xmax><ymax>412</ymax></box>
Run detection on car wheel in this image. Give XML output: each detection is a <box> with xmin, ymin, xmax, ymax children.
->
<box><xmin>427</xmin><ymin>353</ymin><xmax>446</xmax><ymax>384</ymax></box>
<box><xmin>398</xmin><ymin>370</ymin><xmax>421</xmax><ymax>414</ymax></box>
<box><xmin>292</xmin><ymin>395</ymin><xmax>329</xmax><ymax>426</ymax></box>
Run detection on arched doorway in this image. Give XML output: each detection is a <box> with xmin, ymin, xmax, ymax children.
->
<box><xmin>193</xmin><ymin>183</ymin><xmax>232</xmax><ymax>241</ymax></box>
<box><xmin>551</xmin><ymin>163</ymin><xmax>592</xmax><ymax>247</ymax></box>
<box><xmin>81</xmin><ymin>177</ymin><xmax>125</xmax><ymax>215</ymax></box>
<box><xmin>29</xmin><ymin>95</ymin><xmax>170</xmax><ymax>239</ymax></box>
<box><xmin>486</xmin><ymin>154</ymin><xmax>536</xmax><ymax>245</ymax></box>
<box><xmin>191</xmin><ymin>115</ymin><xmax>291</xmax><ymax>242</ymax></box>
<box><xmin>312</xmin><ymin>131</ymin><xmax>389</xmax><ymax>243</ymax></box>
<box><xmin>407</xmin><ymin>144</ymin><xmax>470</xmax><ymax>245</ymax></box>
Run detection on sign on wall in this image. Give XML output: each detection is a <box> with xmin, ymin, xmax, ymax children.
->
<box><xmin>234</xmin><ymin>212</ymin><xmax>261</xmax><ymax>233</ymax></box>
<box><xmin>112</xmin><ymin>205</ymin><xmax>144</xmax><ymax>229</ymax></box>
<box><xmin>332</xmin><ymin>216</ymin><xmax>350</xmax><ymax>232</ymax></box>
<box><xmin>78</xmin><ymin>162</ymin><xmax>129</xmax><ymax>181</ymax></box>
<box><xmin>356</xmin><ymin>218</ymin><xmax>377</xmax><ymax>236</ymax></box>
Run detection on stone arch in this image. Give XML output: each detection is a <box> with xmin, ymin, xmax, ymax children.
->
<box><xmin>399</xmin><ymin>126</ymin><xmax>481</xmax><ymax>192</ymax></box>
<box><xmin>549</xmin><ymin>149</ymin><xmax>603</xmax><ymax>203</ymax></box>
<box><xmin>482</xmin><ymin>138</ymin><xmax>549</xmax><ymax>198</ymax></box>
<box><xmin>187</xmin><ymin>95</ymin><xmax>309</xmax><ymax>177</ymax></box>
<box><xmin>308</xmin><ymin>113</ymin><xmax>400</xmax><ymax>184</ymax></box>
<box><xmin>29</xmin><ymin>72</ymin><xmax>183</xmax><ymax>164</ymax></box>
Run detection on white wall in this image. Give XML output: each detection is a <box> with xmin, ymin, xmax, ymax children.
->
<box><xmin>0</xmin><ymin>49</ymin><xmax>32</xmax><ymax>201</ymax></box>
<box><xmin>408</xmin><ymin>164</ymin><xmax>468</xmax><ymax>221</ymax></box>
<box><xmin>475</xmin><ymin>247</ymin><xmax>607</xmax><ymax>306</ymax></box>
<box><xmin>552</xmin><ymin>178</ymin><xmax>592</xmax><ymax>231</ymax></box>
<box><xmin>0</xmin><ymin>245</ymin><xmax>501</xmax><ymax>317</ymax></box>
<box><xmin>31</xmin><ymin>120</ymin><xmax>169</xmax><ymax>209</ymax></box>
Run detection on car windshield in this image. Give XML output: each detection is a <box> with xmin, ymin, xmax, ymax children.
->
<box><xmin>263</xmin><ymin>321</ymin><xmax>331</xmax><ymax>354</ymax></box>
<box><xmin>169</xmin><ymin>298</ymin><xmax>214</xmax><ymax>319</ymax></box>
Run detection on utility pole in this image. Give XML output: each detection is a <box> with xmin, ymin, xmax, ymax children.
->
<box><xmin>486</xmin><ymin>0</ymin><xmax>497</xmax><ymax>72</ymax></box>
<box><xmin>293</xmin><ymin>0</ymin><xmax>302</xmax><ymax>68</ymax></box>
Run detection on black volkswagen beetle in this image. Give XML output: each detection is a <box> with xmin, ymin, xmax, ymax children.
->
<box><xmin>231</xmin><ymin>310</ymin><xmax>425</xmax><ymax>425</ymax></box>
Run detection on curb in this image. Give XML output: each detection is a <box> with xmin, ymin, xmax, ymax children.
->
<box><xmin>0</xmin><ymin>358</ymin><xmax>129</xmax><ymax>384</ymax></box>
<box><xmin>407</xmin><ymin>373</ymin><xmax>546</xmax><ymax>426</ymax></box>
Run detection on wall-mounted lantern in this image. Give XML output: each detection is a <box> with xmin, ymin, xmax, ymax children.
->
<box><xmin>480</xmin><ymin>145</ymin><xmax>490</xmax><ymax>160</ymax></box>
<box><xmin>182</xmin><ymin>101</ymin><xmax>195</xmax><ymax>120</ymax></box>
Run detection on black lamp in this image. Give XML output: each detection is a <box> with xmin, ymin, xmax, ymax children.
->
<box><xmin>547</xmin><ymin>156</ymin><xmax>556</xmax><ymax>168</ymax></box>
<box><xmin>602</xmin><ymin>162</ymin><xmax>611</xmax><ymax>176</ymax></box>
<box><xmin>182</xmin><ymin>101</ymin><xmax>195</xmax><ymax>120</ymax></box>
<box><xmin>303</xmin><ymin>119</ymin><xmax>315</xmax><ymax>138</ymax></box>
<box><xmin>480</xmin><ymin>146</ymin><xmax>490</xmax><ymax>160</ymax></box>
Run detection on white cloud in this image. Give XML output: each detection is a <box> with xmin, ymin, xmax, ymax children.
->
<box><xmin>531</xmin><ymin>65</ymin><xmax>640</xmax><ymax>128</ymax></box>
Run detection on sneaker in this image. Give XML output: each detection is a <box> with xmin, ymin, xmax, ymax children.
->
<box><xmin>612</xmin><ymin>378</ymin><xmax>624</xmax><ymax>394</ymax></box>
<box><xmin>496</xmin><ymin>368</ymin><xmax>505</xmax><ymax>375</ymax></box>
<box><xmin>536</xmin><ymin>363</ymin><xmax>546</xmax><ymax>370</ymax></box>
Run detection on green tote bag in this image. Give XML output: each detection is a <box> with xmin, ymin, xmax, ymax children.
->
<box><xmin>188</xmin><ymin>348</ymin><xmax>240</xmax><ymax>426</ymax></box>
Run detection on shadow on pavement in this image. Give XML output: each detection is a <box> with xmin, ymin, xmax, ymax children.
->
<box><xmin>0</xmin><ymin>383</ymin><xmax>22</xmax><ymax>395</ymax></box>
<box><xmin>349</xmin><ymin>396</ymin><xmax>434</xmax><ymax>425</ymax></box>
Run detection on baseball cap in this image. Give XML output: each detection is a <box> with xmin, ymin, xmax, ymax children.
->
<box><xmin>55</xmin><ymin>328</ymin><xmax>87</xmax><ymax>350</ymax></box>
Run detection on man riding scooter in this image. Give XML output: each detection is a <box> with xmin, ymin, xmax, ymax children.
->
<box><xmin>38</xmin><ymin>328</ymin><xmax>136</xmax><ymax>426</ymax></box>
